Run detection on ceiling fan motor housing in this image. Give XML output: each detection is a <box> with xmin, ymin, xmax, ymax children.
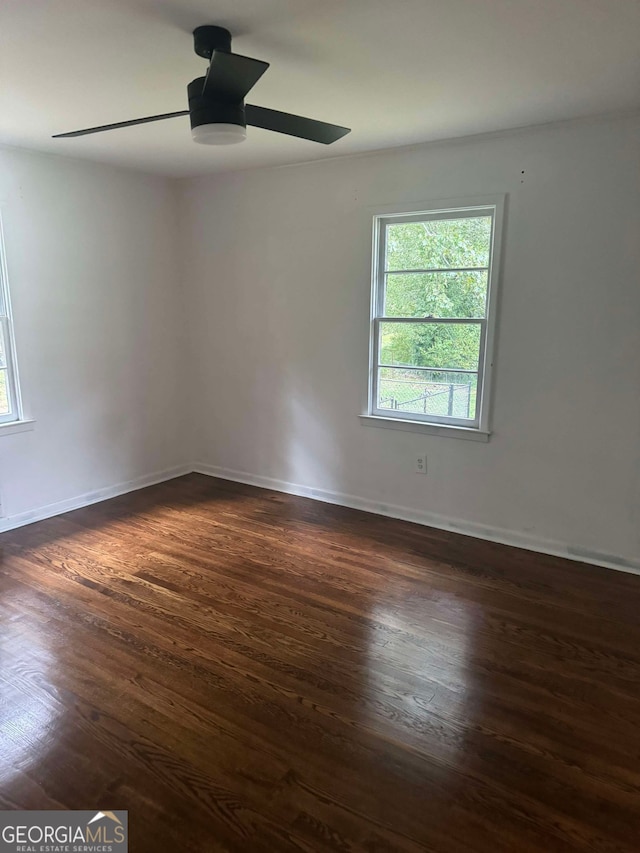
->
<box><xmin>187</xmin><ymin>77</ymin><xmax>246</xmax><ymax>131</ymax></box>
<box><xmin>193</xmin><ymin>26</ymin><xmax>232</xmax><ymax>58</ymax></box>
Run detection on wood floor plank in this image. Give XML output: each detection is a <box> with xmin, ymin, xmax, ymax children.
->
<box><xmin>1</xmin><ymin>473</ymin><xmax>639</xmax><ymax>851</ymax></box>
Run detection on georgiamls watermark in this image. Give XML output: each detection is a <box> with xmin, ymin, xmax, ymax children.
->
<box><xmin>0</xmin><ymin>811</ymin><xmax>128</xmax><ymax>852</ymax></box>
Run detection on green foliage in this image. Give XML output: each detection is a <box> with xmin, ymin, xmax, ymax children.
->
<box><xmin>385</xmin><ymin>271</ymin><xmax>487</xmax><ymax>319</ymax></box>
<box><xmin>381</xmin><ymin>216</ymin><xmax>491</xmax><ymax>374</ymax></box>
<box><xmin>386</xmin><ymin>217</ymin><xmax>491</xmax><ymax>270</ymax></box>
<box><xmin>380</xmin><ymin>322</ymin><xmax>481</xmax><ymax>371</ymax></box>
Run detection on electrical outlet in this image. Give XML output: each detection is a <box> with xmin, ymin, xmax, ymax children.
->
<box><xmin>415</xmin><ymin>453</ymin><xmax>427</xmax><ymax>474</ymax></box>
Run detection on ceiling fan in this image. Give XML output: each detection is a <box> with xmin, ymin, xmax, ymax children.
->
<box><xmin>53</xmin><ymin>26</ymin><xmax>351</xmax><ymax>146</ymax></box>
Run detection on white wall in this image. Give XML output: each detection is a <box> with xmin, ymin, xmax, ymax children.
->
<box><xmin>182</xmin><ymin>114</ymin><xmax>640</xmax><ymax>571</ymax></box>
<box><xmin>0</xmin><ymin>148</ymin><xmax>189</xmax><ymax>524</ymax></box>
<box><xmin>3</xmin><ymin>116</ymin><xmax>639</xmax><ymax>571</ymax></box>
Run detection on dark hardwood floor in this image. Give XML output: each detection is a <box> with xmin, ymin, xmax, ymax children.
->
<box><xmin>1</xmin><ymin>474</ymin><xmax>639</xmax><ymax>852</ymax></box>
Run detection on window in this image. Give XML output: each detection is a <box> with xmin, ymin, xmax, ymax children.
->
<box><xmin>0</xmin><ymin>222</ymin><xmax>23</xmax><ymax>424</ymax></box>
<box><xmin>368</xmin><ymin>199</ymin><xmax>503</xmax><ymax>434</ymax></box>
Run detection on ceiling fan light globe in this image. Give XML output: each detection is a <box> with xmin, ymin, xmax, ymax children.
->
<box><xmin>191</xmin><ymin>123</ymin><xmax>247</xmax><ymax>145</ymax></box>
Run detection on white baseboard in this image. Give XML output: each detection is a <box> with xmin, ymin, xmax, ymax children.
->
<box><xmin>0</xmin><ymin>464</ymin><xmax>192</xmax><ymax>534</ymax></box>
<box><xmin>2</xmin><ymin>459</ymin><xmax>638</xmax><ymax>579</ymax></box>
<box><xmin>193</xmin><ymin>462</ymin><xmax>640</xmax><ymax>577</ymax></box>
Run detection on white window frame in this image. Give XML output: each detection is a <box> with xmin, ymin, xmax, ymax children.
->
<box><xmin>367</xmin><ymin>196</ymin><xmax>504</xmax><ymax>436</ymax></box>
<box><xmin>0</xmin><ymin>216</ymin><xmax>24</xmax><ymax>425</ymax></box>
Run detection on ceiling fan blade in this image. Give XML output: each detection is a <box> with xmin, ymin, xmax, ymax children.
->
<box><xmin>53</xmin><ymin>110</ymin><xmax>189</xmax><ymax>138</ymax></box>
<box><xmin>245</xmin><ymin>105</ymin><xmax>350</xmax><ymax>144</ymax></box>
<box><xmin>203</xmin><ymin>51</ymin><xmax>269</xmax><ymax>102</ymax></box>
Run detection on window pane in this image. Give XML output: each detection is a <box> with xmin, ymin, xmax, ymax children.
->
<box><xmin>384</xmin><ymin>270</ymin><xmax>487</xmax><ymax>319</ymax></box>
<box><xmin>378</xmin><ymin>367</ymin><xmax>477</xmax><ymax>420</ymax></box>
<box><xmin>0</xmin><ymin>323</ymin><xmax>6</xmax><ymax>368</ymax></box>
<box><xmin>385</xmin><ymin>216</ymin><xmax>492</xmax><ymax>271</ymax></box>
<box><xmin>0</xmin><ymin>369</ymin><xmax>9</xmax><ymax>415</ymax></box>
<box><xmin>379</xmin><ymin>321</ymin><xmax>481</xmax><ymax>371</ymax></box>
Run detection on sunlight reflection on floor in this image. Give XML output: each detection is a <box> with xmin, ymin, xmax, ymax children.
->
<box><xmin>366</xmin><ymin>591</ymin><xmax>479</xmax><ymax>753</ymax></box>
<box><xmin>1</xmin><ymin>618</ymin><xmax>60</xmax><ymax>786</ymax></box>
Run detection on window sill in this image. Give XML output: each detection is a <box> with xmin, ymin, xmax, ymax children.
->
<box><xmin>359</xmin><ymin>414</ymin><xmax>490</xmax><ymax>442</ymax></box>
<box><xmin>0</xmin><ymin>418</ymin><xmax>35</xmax><ymax>437</ymax></box>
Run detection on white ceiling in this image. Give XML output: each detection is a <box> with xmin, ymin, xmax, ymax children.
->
<box><xmin>2</xmin><ymin>0</ymin><xmax>640</xmax><ymax>177</ymax></box>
